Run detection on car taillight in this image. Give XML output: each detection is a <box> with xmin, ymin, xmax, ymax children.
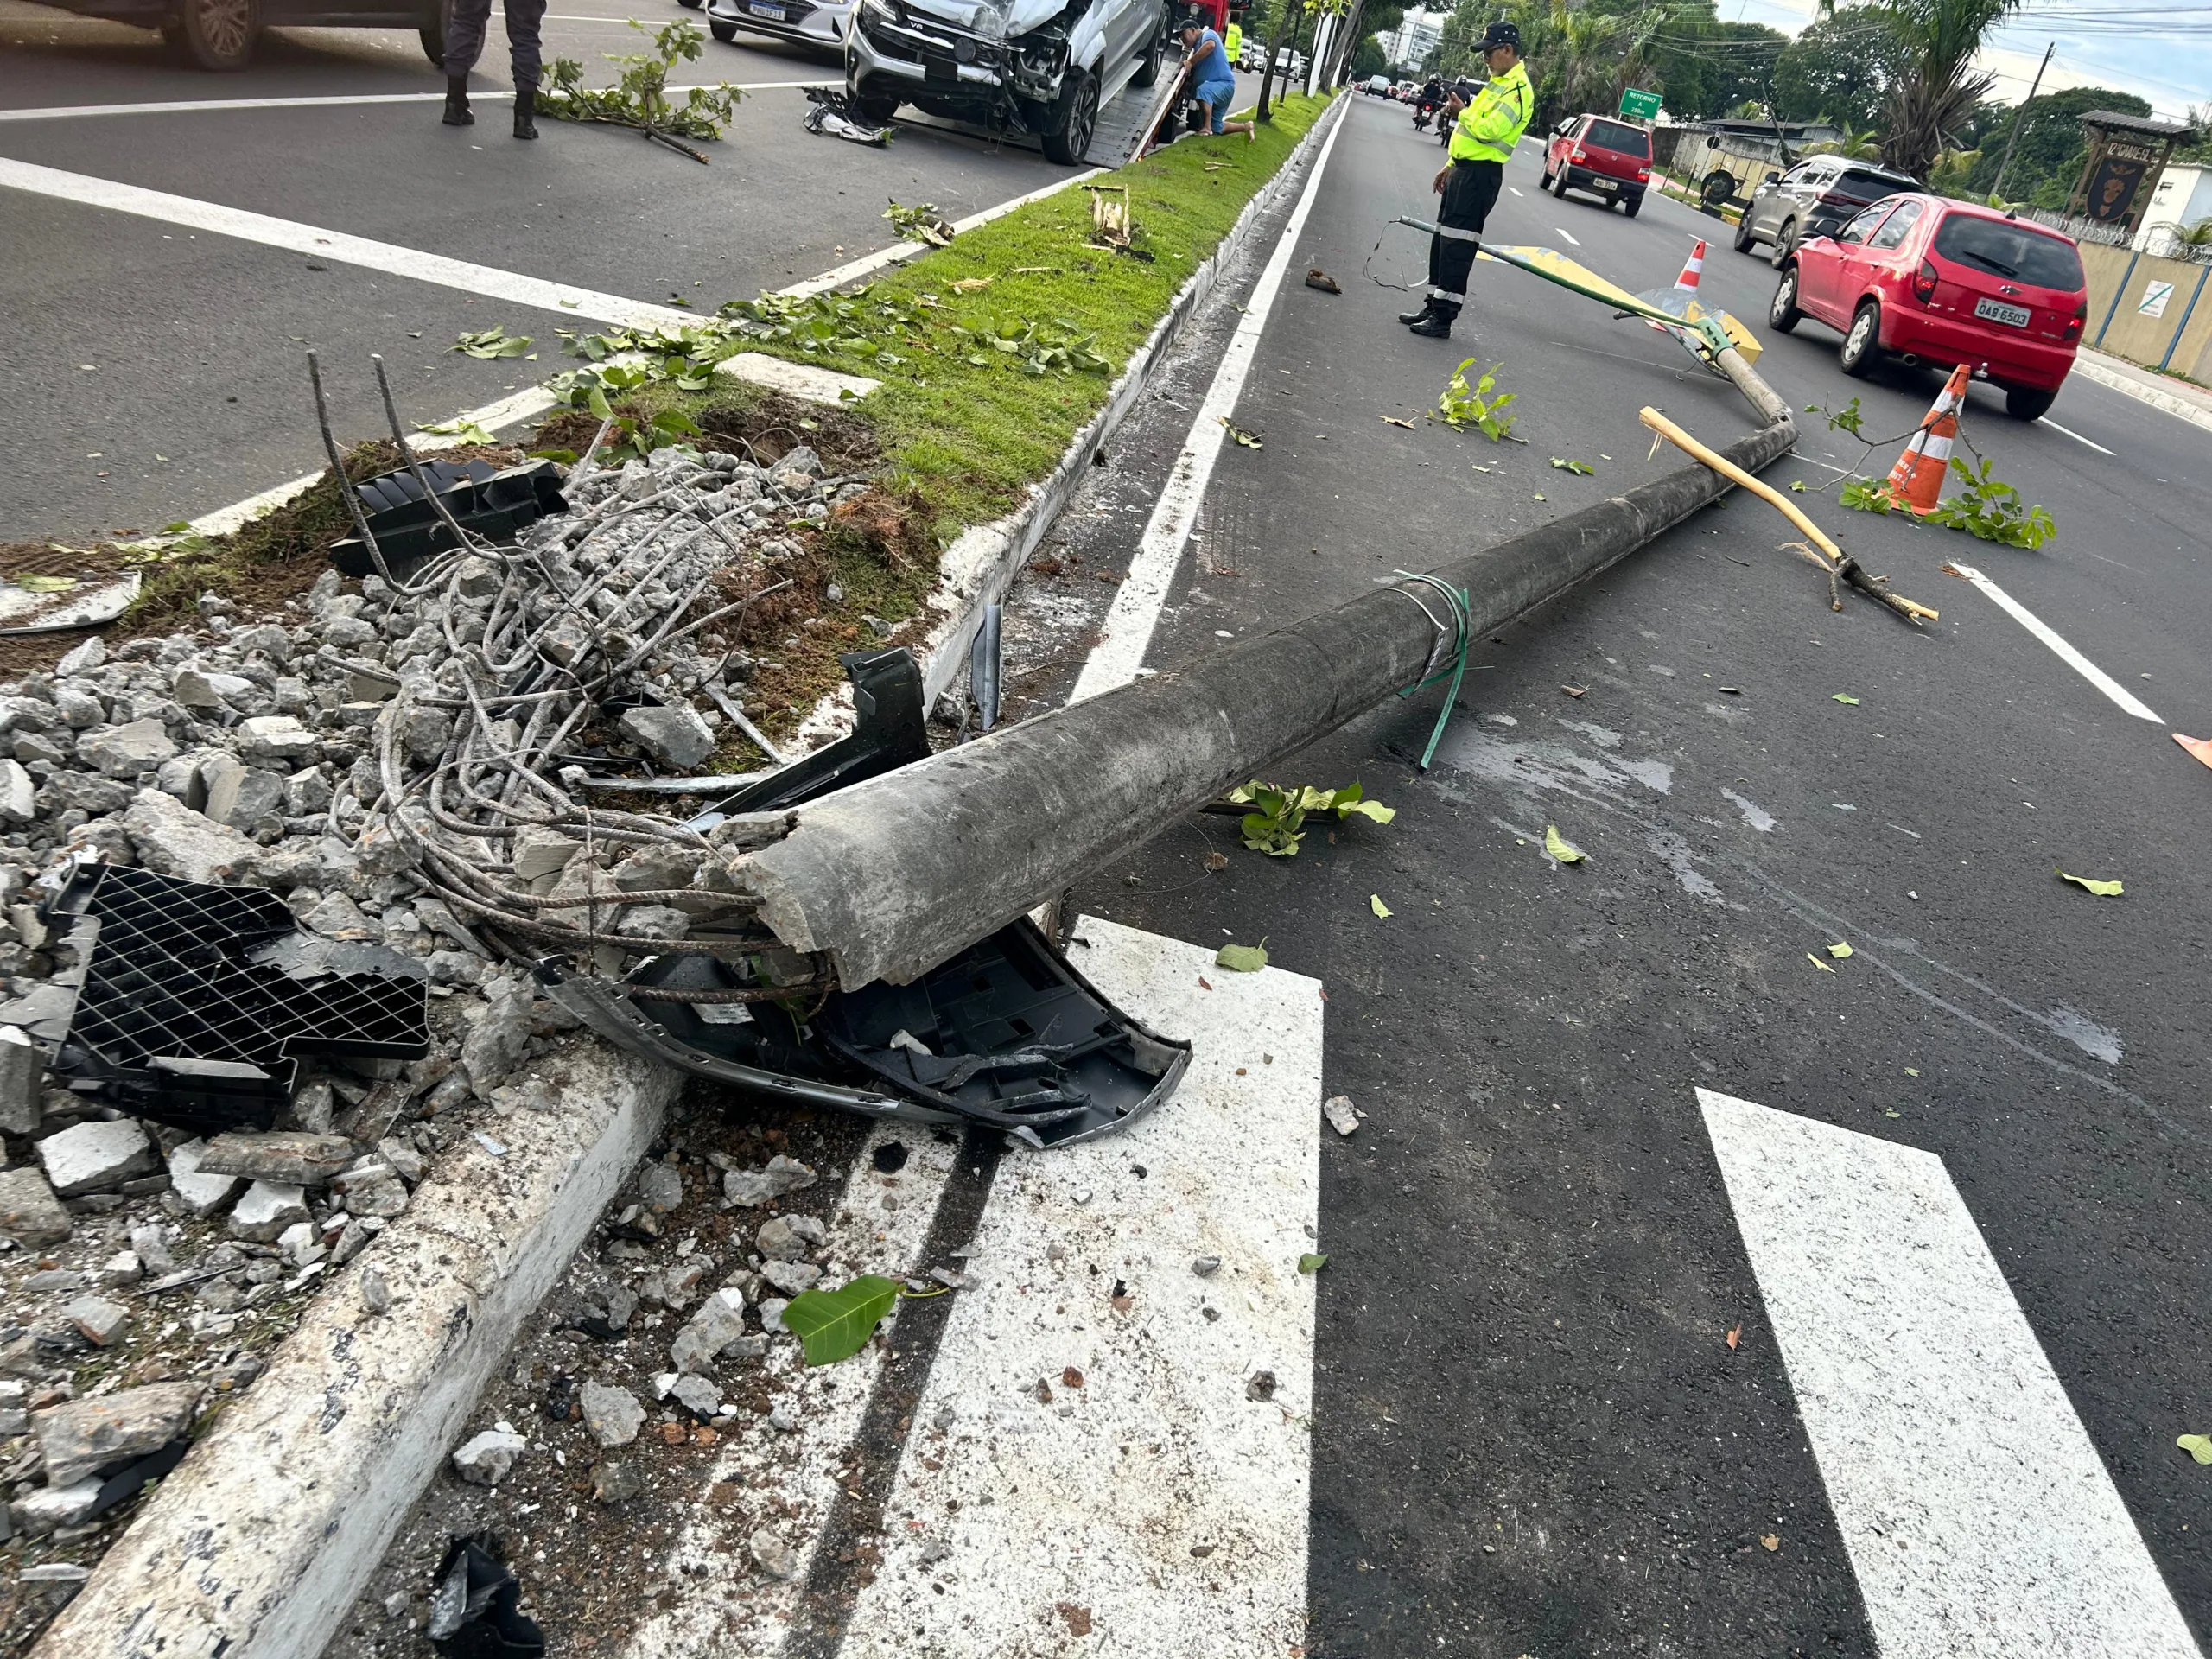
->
<box><xmin>1570</xmin><ymin>148</ymin><xmax>1586</xmax><ymax>162</ymax></box>
<box><xmin>2063</xmin><ymin>296</ymin><xmax>2087</xmax><ymax>340</ymax></box>
<box><xmin>1636</xmin><ymin>166</ymin><xmax>1650</xmax><ymax>181</ymax></box>
<box><xmin>1912</xmin><ymin>258</ymin><xmax>1937</xmax><ymax>304</ymax></box>
<box><xmin>1816</xmin><ymin>192</ymin><xmax>1856</xmax><ymax>207</ymax></box>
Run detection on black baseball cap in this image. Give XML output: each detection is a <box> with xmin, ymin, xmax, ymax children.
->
<box><xmin>1480</xmin><ymin>19</ymin><xmax>1521</xmax><ymax>49</ymax></box>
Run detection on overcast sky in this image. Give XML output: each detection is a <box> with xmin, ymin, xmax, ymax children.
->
<box><xmin>1720</xmin><ymin>0</ymin><xmax>2206</xmax><ymax>124</ymax></box>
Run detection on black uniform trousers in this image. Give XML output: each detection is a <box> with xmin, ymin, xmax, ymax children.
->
<box><xmin>444</xmin><ymin>0</ymin><xmax>546</xmax><ymax>85</ymax></box>
<box><xmin>1427</xmin><ymin>157</ymin><xmax>1504</xmax><ymax>316</ymax></box>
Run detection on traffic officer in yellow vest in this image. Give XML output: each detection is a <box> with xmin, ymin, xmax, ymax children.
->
<box><xmin>1224</xmin><ymin>12</ymin><xmax>1243</xmax><ymax>66</ymax></box>
<box><xmin>1402</xmin><ymin>20</ymin><xmax>1533</xmax><ymax>339</ymax></box>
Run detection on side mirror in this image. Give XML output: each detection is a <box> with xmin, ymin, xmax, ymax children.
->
<box><xmin>1762</xmin><ymin>170</ymin><xmax>1782</xmax><ymax>186</ymax></box>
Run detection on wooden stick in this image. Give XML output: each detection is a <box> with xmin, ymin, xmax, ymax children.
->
<box><xmin>1639</xmin><ymin>406</ymin><xmax>1938</xmax><ymax>623</ymax></box>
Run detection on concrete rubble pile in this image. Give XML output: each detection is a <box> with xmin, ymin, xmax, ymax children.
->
<box><xmin>0</xmin><ymin>441</ymin><xmax>859</xmax><ymax>1607</ymax></box>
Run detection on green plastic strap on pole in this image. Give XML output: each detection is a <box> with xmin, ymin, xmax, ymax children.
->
<box><xmin>1390</xmin><ymin>571</ymin><xmax>1471</xmax><ymax>771</ymax></box>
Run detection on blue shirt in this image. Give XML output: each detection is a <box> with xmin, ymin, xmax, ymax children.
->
<box><xmin>1191</xmin><ymin>29</ymin><xmax>1236</xmax><ymax>95</ymax></box>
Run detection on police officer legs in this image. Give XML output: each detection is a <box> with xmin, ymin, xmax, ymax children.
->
<box><xmin>1402</xmin><ymin>21</ymin><xmax>1530</xmax><ymax>340</ymax></box>
<box><xmin>442</xmin><ymin>0</ymin><xmax>547</xmax><ymax>139</ymax></box>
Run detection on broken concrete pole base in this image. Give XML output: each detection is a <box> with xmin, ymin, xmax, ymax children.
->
<box><xmin>41</xmin><ymin>1038</ymin><xmax>678</xmax><ymax>1659</ymax></box>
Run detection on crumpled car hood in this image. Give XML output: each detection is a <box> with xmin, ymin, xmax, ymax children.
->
<box><xmin>903</xmin><ymin>0</ymin><xmax>1069</xmax><ymax>34</ymax></box>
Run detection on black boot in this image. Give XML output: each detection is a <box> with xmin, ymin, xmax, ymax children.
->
<box><xmin>442</xmin><ymin>76</ymin><xmax>473</xmax><ymax>126</ymax></box>
<box><xmin>1408</xmin><ymin>304</ymin><xmax>1458</xmax><ymax>339</ymax></box>
<box><xmin>1397</xmin><ymin>297</ymin><xmax>1436</xmax><ymax>326</ymax></box>
<box><xmin>513</xmin><ymin>80</ymin><xmax>537</xmax><ymax>140</ymax></box>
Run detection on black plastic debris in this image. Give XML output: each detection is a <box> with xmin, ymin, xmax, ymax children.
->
<box><xmin>329</xmin><ymin>457</ymin><xmax>566</xmax><ymax>580</ymax></box>
<box><xmin>85</xmin><ymin>1438</ymin><xmax>190</xmax><ymax>1523</ymax></box>
<box><xmin>427</xmin><ymin>1536</ymin><xmax>545</xmax><ymax>1659</ymax></box>
<box><xmin>687</xmin><ymin>646</ymin><xmax>928</xmax><ymax>830</ymax></box>
<box><xmin>26</xmin><ymin>864</ymin><xmax>431</xmax><ymax>1134</ymax></box>
<box><xmin>802</xmin><ymin>86</ymin><xmax>893</xmax><ymax>146</ymax></box>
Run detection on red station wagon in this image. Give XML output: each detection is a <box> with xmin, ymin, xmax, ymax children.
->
<box><xmin>1769</xmin><ymin>194</ymin><xmax>2088</xmax><ymax>420</ymax></box>
<box><xmin>1541</xmin><ymin>114</ymin><xmax>1652</xmax><ymax>216</ymax></box>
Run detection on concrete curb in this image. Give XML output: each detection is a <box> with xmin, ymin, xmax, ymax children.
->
<box><xmin>2072</xmin><ymin>352</ymin><xmax>2212</xmax><ymax>435</ymax></box>
<box><xmin>912</xmin><ymin>92</ymin><xmax>1351</xmax><ymax>709</ymax></box>
<box><xmin>37</xmin><ymin>1043</ymin><xmax>682</xmax><ymax>1659</ymax></box>
<box><xmin>32</xmin><ymin>97</ymin><xmax>1346</xmax><ymax>1659</ymax></box>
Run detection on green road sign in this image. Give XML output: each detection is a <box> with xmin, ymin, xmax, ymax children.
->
<box><xmin>1619</xmin><ymin>88</ymin><xmax>1662</xmax><ymax>121</ymax></box>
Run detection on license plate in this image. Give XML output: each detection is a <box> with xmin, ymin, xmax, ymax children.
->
<box><xmin>1592</xmin><ymin>178</ymin><xmax>1616</xmax><ymax>191</ymax></box>
<box><xmin>747</xmin><ymin>3</ymin><xmax>785</xmax><ymax>17</ymax></box>
<box><xmin>1974</xmin><ymin>296</ymin><xmax>2031</xmax><ymax>328</ymax></box>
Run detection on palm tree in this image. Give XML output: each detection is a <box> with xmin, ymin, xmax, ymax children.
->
<box><xmin>1806</xmin><ymin>121</ymin><xmax>1884</xmax><ymax>160</ymax></box>
<box><xmin>1873</xmin><ymin>0</ymin><xmax>2022</xmax><ymax>182</ymax></box>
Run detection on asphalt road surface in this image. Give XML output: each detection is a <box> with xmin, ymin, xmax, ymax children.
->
<box><xmin>996</xmin><ymin>92</ymin><xmax>2212</xmax><ymax>1656</ymax></box>
<box><xmin>0</xmin><ymin>0</ymin><xmax>1098</xmax><ymax>540</ymax></box>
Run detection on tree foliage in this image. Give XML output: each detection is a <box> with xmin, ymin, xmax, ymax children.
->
<box><xmin>1771</xmin><ymin>6</ymin><xmax>1905</xmax><ymax>130</ymax></box>
<box><xmin>1959</xmin><ymin>86</ymin><xmax>2150</xmax><ymax>206</ymax></box>
<box><xmin>1876</xmin><ymin>0</ymin><xmax>2022</xmax><ymax>181</ymax></box>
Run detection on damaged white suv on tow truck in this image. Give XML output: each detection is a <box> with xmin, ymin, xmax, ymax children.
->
<box><xmin>846</xmin><ymin>0</ymin><xmax>1170</xmax><ymax>163</ymax></box>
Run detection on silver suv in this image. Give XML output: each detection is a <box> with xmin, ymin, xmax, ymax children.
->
<box><xmin>1733</xmin><ymin>156</ymin><xmax>1920</xmax><ymax>266</ymax></box>
<box><xmin>848</xmin><ymin>0</ymin><xmax>1169</xmax><ymax>163</ymax></box>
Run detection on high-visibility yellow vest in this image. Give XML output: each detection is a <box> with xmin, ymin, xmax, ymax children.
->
<box><xmin>1449</xmin><ymin>59</ymin><xmax>1533</xmax><ymax>165</ymax></box>
<box><xmin>1224</xmin><ymin>21</ymin><xmax>1243</xmax><ymax>58</ymax></box>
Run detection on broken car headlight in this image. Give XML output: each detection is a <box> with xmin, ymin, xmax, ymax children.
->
<box><xmin>966</xmin><ymin>3</ymin><xmax>1007</xmax><ymax>36</ymax></box>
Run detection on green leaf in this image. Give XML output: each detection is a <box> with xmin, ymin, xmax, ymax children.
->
<box><xmin>1827</xmin><ymin>941</ymin><xmax>1853</xmax><ymax>959</ymax></box>
<box><xmin>416</xmin><ymin>416</ymin><xmax>499</xmax><ymax>445</ymax></box>
<box><xmin>1548</xmin><ymin>457</ymin><xmax>1594</xmax><ymax>475</ymax></box>
<box><xmin>1298</xmin><ymin>1253</ymin><xmax>1329</xmax><ymax>1274</ymax></box>
<box><xmin>1340</xmin><ymin>799</ymin><xmax>1395</xmax><ymax>823</ymax></box>
<box><xmin>1833</xmin><ymin>693</ymin><xmax>1859</xmax><ymax>705</ymax></box>
<box><xmin>2057</xmin><ymin>869</ymin><xmax>2124</xmax><ymax>897</ymax></box>
<box><xmin>13</xmin><ymin>575</ymin><xmax>78</xmax><ymax>594</ymax></box>
<box><xmin>782</xmin><ymin>1274</ymin><xmax>901</xmax><ymax>1365</ymax></box>
<box><xmin>1807</xmin><ymin>952</ymin><xmax>1835</xmax><ymax>973</ymax></box>
<box><xmin>1216</xmin><ymin>941</ymin><xmax>1269</xmax><ymax>972</ymax></box>
<box><xmin>1369</xmin><ymin>893</ymin><xmax>1392</xmax><ymax>918</ymax></box>
<box><xmin>1789</xmin><ymin>480</ymin><xmax>1806</xmax><ymax>493</ymax></box>
<box><xmin>1543</xmin><ymin>824</ymin><xmax>1586</xmax><ymax>864</ymax></box>
<box><xmin>452</xmin><ymin>326</ymin><xmax>532</xmax><ymax>359</ymax></box>
<box><xmin>2178</xmin><ymin>1433</ymin><xmax>2212</xmax><ymax>1465</ymax></box>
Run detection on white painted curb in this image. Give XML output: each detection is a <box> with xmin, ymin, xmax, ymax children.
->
<box><xmin>912</xmin><ymin>93</ymin><xmax>1353</xmax><ymax>709</ymax></box>
<box><xmin>36</xmin><ymin>1044</ymin><xmax>681</xmax><ymax>1659</ymax></box>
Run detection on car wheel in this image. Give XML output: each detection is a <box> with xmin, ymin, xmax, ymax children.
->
<box><xmin>1768</xmin><ymin>263</ymin><xmax>1802</xmax><ymax>334</ymax></box>
<box><xmin>709</xmin><ymin>16</ymin><xmax>737</xmax><ymax>38</ymax></box>
<box><xmin>1840</xmin><ymin>301</ymin><xmax>1883</xmax><ymax>378</ymax></box>
<box><xmin>1041</xmin><ymin>67</ymin><xmax>1098</xmax><ymax>165</ymax></box>
<box><xmin>1732</xmin><ymin>211</ymin><xmax>1758</xmax><ymax>253</ymax></box>
<box><xmin>2004</xmin><ymin>384</ymin><xmax>2058</xmax><ymax>421</ymax></box>
<box><xmin>1770</xmin><ymin>218</ymin><xmax>1797</xmax><ymax>270</ymax></box>
<box><xmin>1550</xmin><ymin>167</ymin><xmax>1568</xmax><ymax>199</ymax></box>
<box><xmin>1539</xmin><ymin>168</ymin><xmax>1553</xmax><ymax>190</ymax></box>
<box><xmin>163</xmin><ymin>0</ymin><xmax>258</xmax><ymax>69</ymax></box>
<box><xmin>1131</xmin><ymin>2</ymin><xmax>1166</xmax><ymax>87</ymax></box>
<box><xmin>1622</xmin><ymin>194</ymin><xmax>1639</xmax><ymax>218</ymax></box>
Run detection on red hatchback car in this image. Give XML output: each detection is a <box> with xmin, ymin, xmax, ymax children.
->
<box><xmin>1541</xmin><ymin>114</ymin><xmax>1653</xmax><ymax>216</ymax></box>
<box><xmin>1770</xmin><ymin>194</ymin><xmax>2088</xmax><ymax>419</ymax></box>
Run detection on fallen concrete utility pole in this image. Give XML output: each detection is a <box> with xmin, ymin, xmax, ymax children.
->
<box><xmin>732</xmin><ymin>409</ymin><xmax>1796</xmax><ymax>989</ymax></box>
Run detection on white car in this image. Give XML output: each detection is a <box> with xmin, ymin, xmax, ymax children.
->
<box><xmin>847</xmin><ymin>0</ymin><xmax>1170</xmax><ymax>163</ymax></box>
<box><xmin>696</xmin><ymin>0</ymin><xmax>850</xmax><ymax>54</ymax></box>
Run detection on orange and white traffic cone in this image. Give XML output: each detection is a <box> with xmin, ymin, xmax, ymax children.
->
<box><xmin>1674</xmin><ymin>239</ymin><xmax>1707</xmax><ymax>294</ymax></box>
<box><xmin>1879</xmin><ymin>363</ymin><xmax>1970</xmax><ymax>514</ymax></box>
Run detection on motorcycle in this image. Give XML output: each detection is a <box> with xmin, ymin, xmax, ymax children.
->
<box><xmin>1412</xmin><ymin>101</ymin><xmax>1435</xmax><ymax>133</ymax></box>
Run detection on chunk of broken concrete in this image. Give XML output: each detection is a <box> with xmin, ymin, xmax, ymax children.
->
<box><xmin>123</xmin><ymin>788</ymin><xmax>261</xmax><ymax>884</ymax></box>
<box><xmin>76</xmin><ymin>719</ymin><xmax>179</xmax><ymax>779</ymax></box>
<box><xmin>755</xmin><ymin>1213</ymin><xmax>826</xmax><ymax>1262</ymax></box>
<box><xmin>580</xmin><ymin>1380</ymin><xmax>645</xmax><ymax>1447</ymax></box>
<box><xmin>226</xmin><ymin>1179</ymin><xmax>310</xmax><ymax>1242</ymax></box>
<box><xmin>63</xmin><ymin>1294</ymin><xmax>130</xmax><ymax>1346</ymax></box>
<box><xmin>35</xmin><ymin>1380</ymin><xmax>202</xmax><ymax>1485</ymax></box>
<box><xmin>0</xmin><ymin>1166</ymin><xmax>72</xmax><ymax>1246</ymax></box>
<box><xmin>194</xmin><ymin>1131</ymin><xmax>358</xmax><ymax>1187</ymax></box>
<box><xmin>721</xmin><ymin>1155</ymin><xmax>817</xmax><ymax>1208</ymax></box>
<box><xmin>670</xmin><ymin>1289</ymin><xmax>748</xmax><ymax>1376</ymax></box>
<box><xmin>166</xmin><ymin>1138</ymin><xmax>247</xmax><ymax>1219</ymax></box>
<box><xmin>10</xmin><ymin>1478</ymin><xmax>102</xmax><ymax>1536</ymax></box>
<box><xmin>37</xmin><ymin>1117</ymin><xmax>157</xmax><ymax>1198</ymax></box>
<box><xmin>617</xmin><ymin>704</ymin><xmax>715</xmax><ymax>770</ymax></box>
<box><xmin>0</xmin><ymin>1025</ymin><xmax>41</xmax><ymax>1135</ymax></box>
<box><xmin>452</xmin><ymin>1423</ymin><xmax>527</xmax><ymax>1487</ymax></box>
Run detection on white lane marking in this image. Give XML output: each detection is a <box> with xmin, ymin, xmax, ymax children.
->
<box><xmin>73</xmin><ymin>155</ymin><xmax>1101</xmax><ymax>537</ymax></box>
<box><xmin>1699</xmin><ymin>1088</ymin><xmax>2197</xmax><ymax>1658</ymax></box>
<box><xmin>0</xmin><ymin>81</ymin><xmax>817</xmax><ymax>122</ymax></box>
<box><xmin>1946</xmin><ymin>563</ymin><xmax>2162</xmax><ymax>722</ymax></box>
<box><xmin>1069</xmin><ymin>96</ymin><xmax>1350</xmax><ymax>701</ymax></box>
<box><xmin>1507</xmin><ymin>184</ymin><xmax>1524</xmax><ymax>196</ymax></box>
<box><xmin>620</xmin><ymin>1124</ymin><xmax>963</xmax><ymax>1658</ymax></box>
<box><xmin>1554</xmin><ymin>225</ymin><xmax>1580</xmax><ymax>245</ymax></box>
<box><xmin>839</xmin><ymin>917</ymin><xmax>1322</xmax><ymax>1657</ymax></box>
<box><xmin>0</xmin><ymin>156</ymin><xmax>695</xmax><ymax>329</ymax></box>
<box><xmin>2038</xmin><ymin>416</ymin><xmax>2114</xmax><ymax>455</ymax></box>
